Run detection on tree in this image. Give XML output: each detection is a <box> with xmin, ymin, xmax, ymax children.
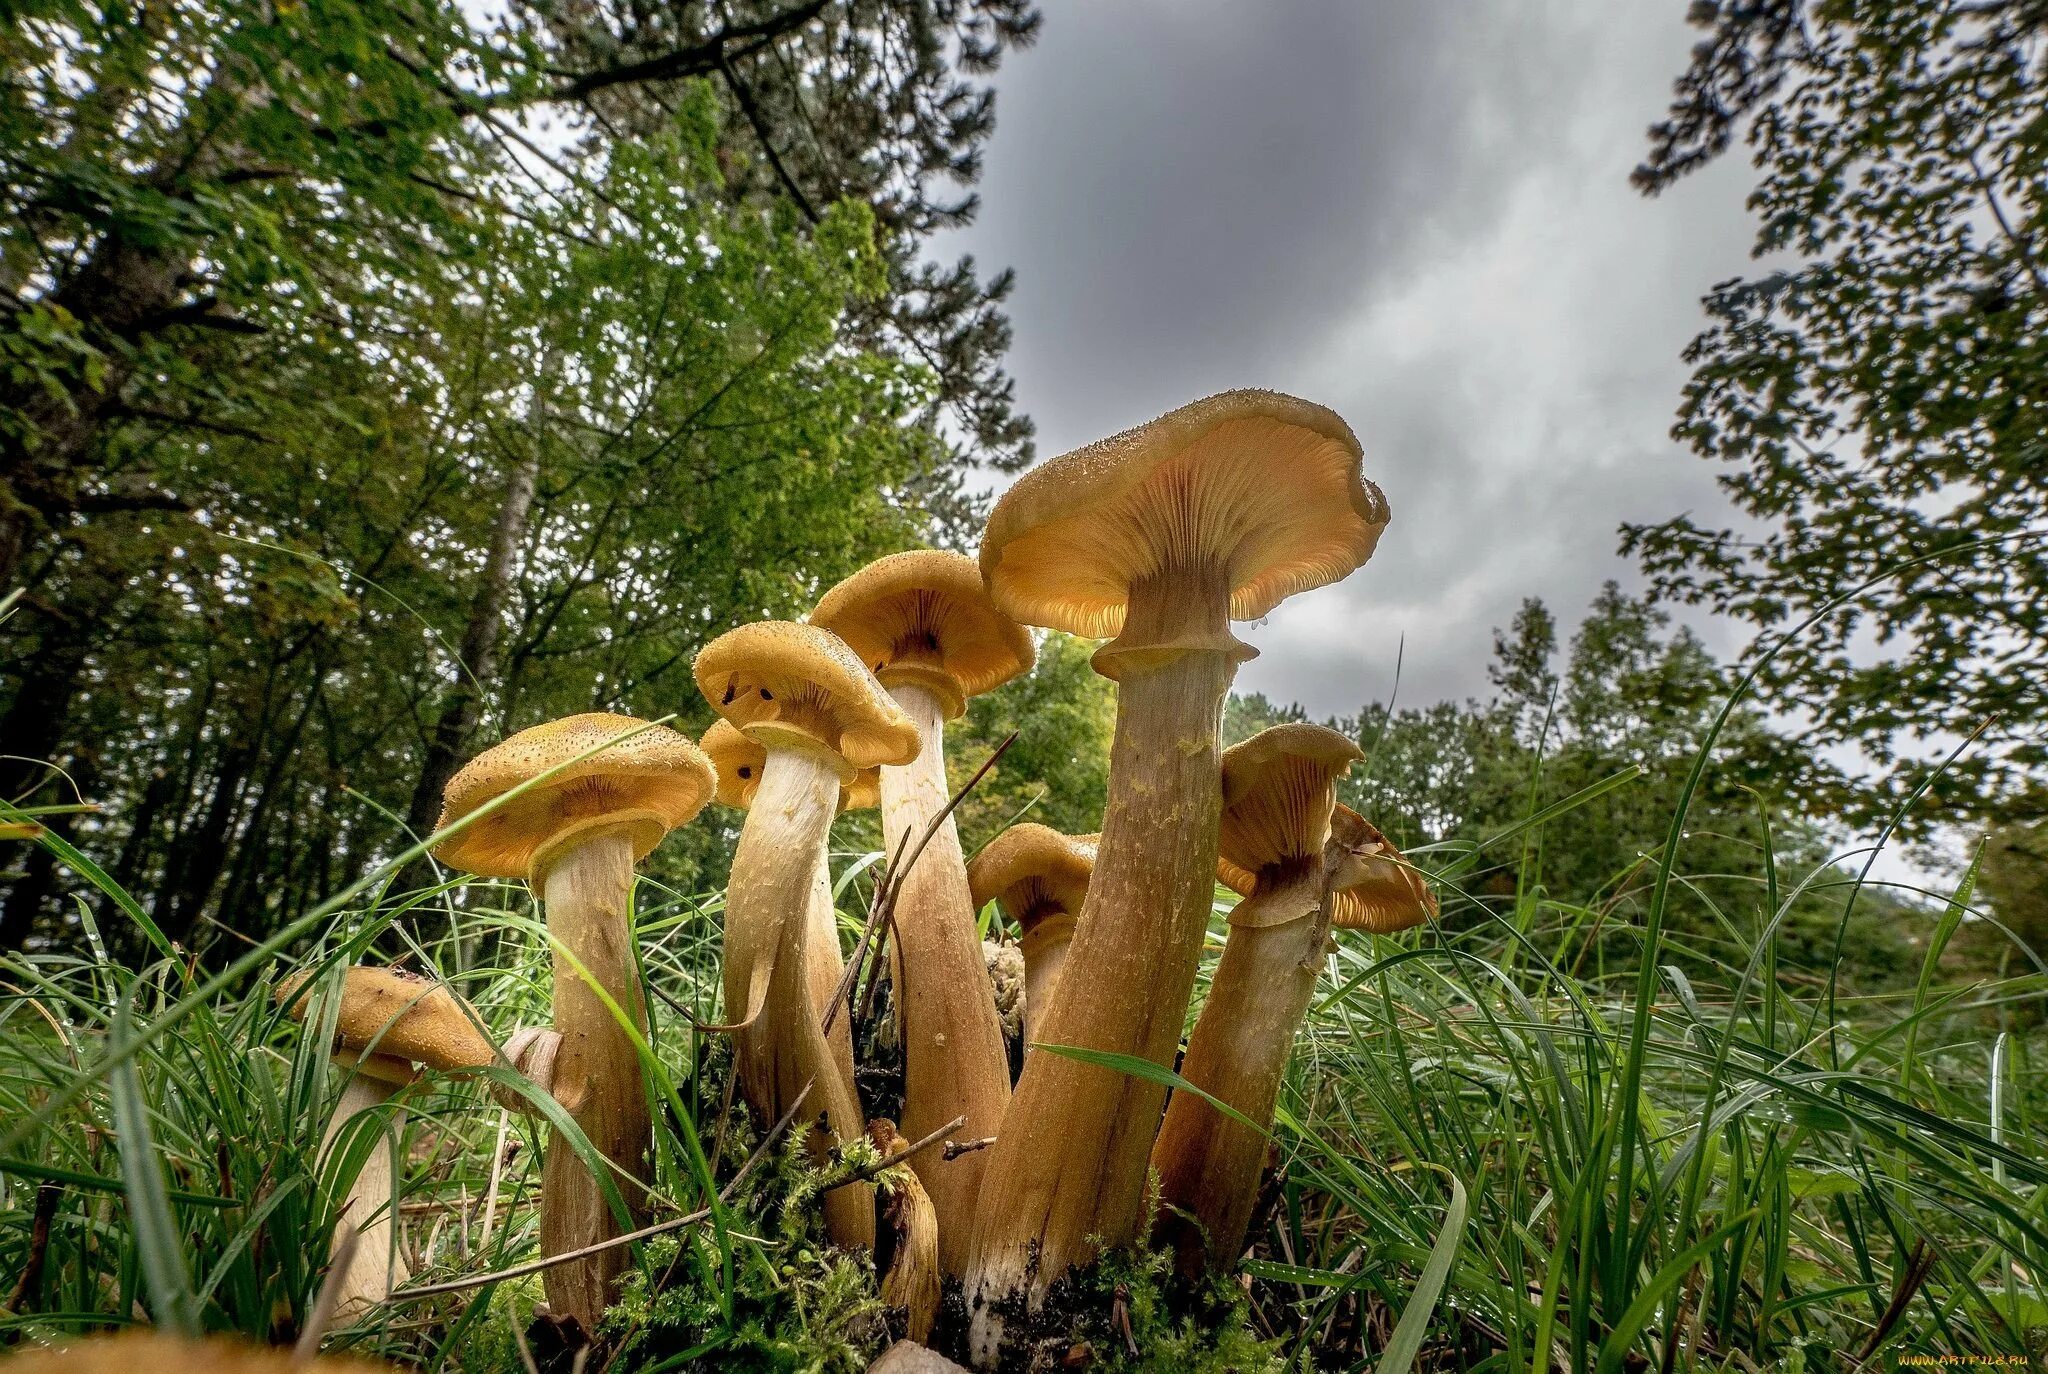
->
<box><xmin>1626</xmin><ymin>0</ymin><xmax>2048</xmax><ymax>830</ymax></box>
<box><xmin>0</xmin><ymin>0</ymin><xmax>1042</xmax><ymax>949</ymax></box>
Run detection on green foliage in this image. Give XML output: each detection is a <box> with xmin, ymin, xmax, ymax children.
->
<box><xmin>1627</xmin><ymin>0</ymin><xmax>2048</xmax><ymax>829</ymax></box>
<box><xmin>1231</xmin><ymin>581</ymin><xmax>1921</xmax><ymax>991</ymax></box>
<box><xmin>951</xmin><ymin>631</ymin><xmax>1116</xmax><ymax>852</ymax></box>
<box><xmin>0</xmin><ymin>0</ymin><xmax>1044</xmax><ymax>952</ymax></box>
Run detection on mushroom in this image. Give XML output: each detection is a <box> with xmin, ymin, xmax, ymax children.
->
<box><xmin>966</xmin><ymin>825</ymin><xmax>1098</xmax><ymax>1046</ymax></box>
<box><xmin>693</xmin><ymin>622</ymin><xmax>920</xmax><ymax>1248</ymax></box>
<box><xmin>702</xmin><ymin>717</ymin><xmax>880</xmax><ymax>1105</ymax></box>
<box><xmin>966</xmin><ymin>390</ymin><xmax>1388</xmax><ymax>1347</ymax></box>
<box><xmin>869</xmin><ymin>1119</ymin><xmax>942</xmax><ymax>1344</ymax></box>
<box><xmin>1147</xmin><ymin>726</ymin><xmax>1433</xmax><ymax>1277</ymax></box>
<box><xmin>278</xmin><ymin>965</ymin><xmax>500</xmax><ymax>1317</ymax></box>
<box><xmin>5</xmin><ymin>1331</ymin><xmax>396</xmax><ymax>1374</ymax></box>
<box><xmin>433</xmin><ymin>713</ymin><xmax>715</xmax><ymax>1331</ymax></box>
<box><xmin>810</xmin><ymin>550</ymin><xmax>1035</xmax><ymax>1271</ymax></box>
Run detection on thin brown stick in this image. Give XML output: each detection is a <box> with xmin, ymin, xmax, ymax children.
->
<box><xmin>941</xmin><ymin>1135</ymin><xmax>996</xmax><ymax>1161</ymax></box>
<box><xmin>820</xmin><ymin>1114</ymin><xmax>966</xmax><ymax>1193</ymax></box>
<box><xmin>2</xmin><ymin>1183</ymin><xmax>59</xmax><ymax>1315</ymax></box>
<box><xmin>391</xmin><ymin>1082</ymin><xmax>814</xmax><ymax>1302</ymax></box>
<box><xmin>825</xmin><ymin>732</ymin><xmax>1017</xmax><ymax>1037</ymax></box>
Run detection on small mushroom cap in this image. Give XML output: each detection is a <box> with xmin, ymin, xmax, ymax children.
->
<box><xmin>277</xmin><ymin>965</ymin><xmax>496</xmax><ymax>1076</ymax></box>
<box><xmin>810</xmin><ymin>549</ymin><xmax>1036</xmax><ymax>720</ymax></box>
<box><xmin>968</xmin><ymin>824</ymin><xmax>1098</xmax><ymax>930</ymax></box>
<box><xmin>701</xmin><ymin>718</ymin><xmax>881</xmax><ymax>813</ymax></box>
<box><xmin>1215</xmin><ymin>723</ymin><xmax>1365</xmax><ymax>892</ymax></box>
<box><xmin>4</xmin><ymin>1332</ymin><xmax>393</xmax><ymax>1374</ymax></box>
<box><xmin>433</xmin><ymin>713</ymin><xmax>715</xmax><ymax>879</ymax></box>
<box><xmin>980</xmin><ymin>389</ymin><xmax>1389</xmax><ymax>638</ymax></box>
<box><xmin>1326</xmin><ymin>806</ymin><xmax>1437</xmax><ymax>933</ymax></box>
<box><xmin>693</xmin><ymin>621</ymin><xmax>920</xmax><ymax>772</ymax></box>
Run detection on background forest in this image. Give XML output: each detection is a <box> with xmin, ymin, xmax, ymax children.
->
<box><xmin>5</xmin><ymin>0</ymin><xmax>2048</xmax><ymax>1370</ymax></box>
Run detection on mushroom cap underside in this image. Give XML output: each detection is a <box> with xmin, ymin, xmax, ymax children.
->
<box><xmin>811</xmin><ymin>549</ymin><xmax>1036</xmax><ymax>717</ymax></box>
<box><xmin>981</xmin><ymin>389</ymin><xmax>1390</xmax><ymax>637</ymax></box>
<box><xmin>968</xmin><ymin>823</ymin><xmax>1098</xmax><ymax>921</ymax></box>
<box><xmin>1215</xmin><ymin>723</ymin><xmax>1365</xmax><ymax>884</ymax></box>
<box><xmin>694</xmin><ymin>621</ymin><xmax>920</xmax><ymax>771</ymax></box>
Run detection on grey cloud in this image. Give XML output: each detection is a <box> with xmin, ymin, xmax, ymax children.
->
<box><xmin>948</xmin><ymin>0</ymin><xmax>1768</xmax><ymax>719</ymax></box>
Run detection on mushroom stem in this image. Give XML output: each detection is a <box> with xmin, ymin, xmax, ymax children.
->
<box><xmin>534</xmin><ymin>826</ymin><xmax>652</xmax><ymax>1331</ymax></box>
<box><xmin>726</xmin><ymin>743</ymin><xmax>873</xmax><ymax>1247</ymax></box>
<box><xmin>966</xmin><ymin>571</ymin><xmax>1239</xmax><ymax>1353</ymax></box>
<box><xmin>879</xmin><ymin>679</ymin><xmax>1010</xmax><ymax>1275</ymax></box>
<box><xmin>319</xmin><ymin>1074</ymin><xmax>409</xmax><ymax>1319</ymax></box>
<box><xmin>1148</xmin><ymin>866</ymin><xmax>1326</xmax><ymax>1278</ymax></box>
<box><xmin>804</xmin><ymin>864</ymin><xmax>855</xmax><ymax>1078</ymax></box>
<box><xmin>1016</xmin><ymin>911</ymin><xmax>1075</xmax><ymax>1047</ymax></box>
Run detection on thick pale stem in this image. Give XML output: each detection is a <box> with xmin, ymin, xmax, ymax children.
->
<box><xmin>881</xmin><ymin>679</ymin><xmax>1011</xmax><ymax>1274</ymax></box>
<box><xmin>966</xmin><ymin>570</ymin><xmax>1239</xmax><ymax>1361</ymax></box>
<box><xmin>726</xmin><ymin>744</ymin><xmax>873</xmax><ymax>1247</ymax></box>
<box><xmin>321</xmin><ymin>1074</ymin><xmax>408</xmax><ymax>1320</ymax></box>
<box><xmin>1149</xmin><ymin>876</ymin><xmax>1325</xmax><ymax>1277</ymax></box>
<box><xmin>1017</xmin><ymin>912</ymin><xmax>1075</xmax><ymax>1047</ymax></box>
<box><xmin>537</xmin><ymin>828</ymin><xmax>651</xmax><ymax>1332</ymax></box>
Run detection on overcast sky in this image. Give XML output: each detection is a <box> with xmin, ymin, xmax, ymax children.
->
<box><xmin>941</xmin><ymin>2</ymin><xmax>1761</xmax><ymax>722</ymax></box>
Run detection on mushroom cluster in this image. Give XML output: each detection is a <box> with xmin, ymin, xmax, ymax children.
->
<box><xmin>284</xmin><ymin>389</ymin><xmax>1434</xmax><ymax>1366</ymax></box>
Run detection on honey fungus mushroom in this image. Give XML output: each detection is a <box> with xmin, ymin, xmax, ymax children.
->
<box><xmin>1146</xmin><ymin>725</ymin><xmax>1389</xmax><ymax>1277</ymax></box>
<box><xmin>811</xmin><ymin>549</ymin><xmax>1034</xmax><ymax>1272</ymax></box>
<box><xmin>966</xmin><ymin>824</ymin><xmax>1097</xmax><ymax>1046</ymax></box>
<box><xmin>434</xmin><ymin>713</ymin><xmax>715</xmax><ymax>1331</ymax></box>
<box><xmin>966</xmin><ymin>390</ymin><xmax>1389</xmax><ymax>1357</ymax></box>
<box><xmin>278</xmin><ymin>965</ymin><xmax>500</xmax><ymax>1317</ymax></box>
<box><xmin>693</xmin><ymin>621</ymin><xmax>919</xmax><ymax>1249</ymax></box>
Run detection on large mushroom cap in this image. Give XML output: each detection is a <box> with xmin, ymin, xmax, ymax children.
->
<box><xmin>968</xmin><ymin>824</ymin><xmax>1097</xmax><ymax>931</ymax></box>
<box><xmin>702</xmin><ymin>717</ymin><xmax>882</xmax><ymax>813</ymax></box>
<box><xmin>1215</xmin><ymin>723</ymin><xmax>1365</xmax><ymax>894</ymax></box>
<box><xmin>980</xmin><ymin>390</ymin><xmax>1389</xmax><ymax>642</ymax></box>
<box><xmin>433</xmin><ymin>713</ymin><xmax>715</xmax><ymax>879</ymax></box>
<box><xmin>1326</xmin><ymin>806</ymin><xmax>1437</xmax><ymax>933</ymax></box>
<box><xmin>693</xmin><ymin>621</ymin><xmax>920</xmax><ymax>773</ymax></box>
<box><xmin>5</xmin><ymin>1333</ymin><xmax>392</xmax><ymax>1374</ymax></box>
<box><xmin>810</xmin><ymin>549</ymin><xmax>1036</xmax><ymax>719</ymax></box>
<box><xmin>278</xmin><ymin>965</ymin><xmax>496</xmax><ymax>1082</ymax></box>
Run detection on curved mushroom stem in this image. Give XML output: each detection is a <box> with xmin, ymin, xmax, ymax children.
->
<box><xmin>320</xmin><ymin>1073</ymin><xmax>409</xmax><ymax>1320</ymax></box>
<box><xmin>1017</xmin><ymin>911</ymin><xmax>1075</xmax><ymax>1047</ymax></box>
<box><xmin>880</xmin><ymin>679</ymin><xmax>1011</xmax><ymax>1274</ymax></box>
<box><xmin>726</xmin><ymin>743</ymin><xmax>873</xmax><ymax>1247</ymax></box>
<box><xmin>966</xmin><ymin>570</ymin><xmax>1240</xmax><ymax>1360</ymax></box>
<box><xmin>534</xmin><ymin>827</ymin><xmax>652</xmax><ymax>1332</ymax></box>
<box><xmin>1148</xmin><ymin>868</ymin><xmax>1326</xmax><ymax>1279</ymax></box>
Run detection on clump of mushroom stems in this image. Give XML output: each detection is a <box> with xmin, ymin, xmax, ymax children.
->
<box><xmin>724</xmin><ymin>741</ymin><xmax>874</xmax><ymax>1247</ymax></box>
<box><xmin>533</xmin><ymin>825</ymin><xmax>655</xmax><ymax>1331</ymax></box>
<box><xmin>1148</xmin><ymin>851</ymin><xmax>1333</xmax><ymax>1278</ymax></box>
<box><xmin>878</xmin><ymin>675</ymin><xmax>1010</xmax><ymax>1274</ymax></box>
<box><xmin>967</xmin><ymin>566</ymin><xmax>1242</xmax><ymax>1349</ymax></box>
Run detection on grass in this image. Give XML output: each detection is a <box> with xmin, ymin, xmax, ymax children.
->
<box><xmin>1</xmin><ymin>746</ymin><xmax>2045</xmax><ymax>1371</ymax></box>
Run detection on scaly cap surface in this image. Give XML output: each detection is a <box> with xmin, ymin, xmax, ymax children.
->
<box><xmin>278</xmin><ymin>965</ymin><xmax>496</xmax><ymax>1078</ymax></box>
<box><xmin>1215</xmin><ymin>723</ymin><xmax>1365</xmax><ymax>893</ymax></box>
<box><xmin>980</xmin><ymin>390</ymin><xmax>1389</xmax><ymax>639</ymax></box>
<box><xmin>433</xmin><ymin>713</ymin><xmax>714</xmax><ymax>879</ymax></box>
<box><xmin>5</xmin><ymin>1333</ymin><xmax>392</xmax><ymax>1374</ymax></box>
<box><xmin>811</xmin><ymin>549</ymin><xmax>1036</xmax><ymax>719</ymax></box>
<box><xmin>694</xmin><ymin>621</ymin><xmax>920</xmax><ymax>772</ymax></box>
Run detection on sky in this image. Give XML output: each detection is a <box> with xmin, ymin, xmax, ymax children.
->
<box><xmin>940</xmin><ymin>2</ymin><xmax>1762</xmax><ymax>722</ymax></box>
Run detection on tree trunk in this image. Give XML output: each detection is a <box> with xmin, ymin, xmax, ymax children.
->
<box><xmin>398</xmin><ymin>449</ymin><xmax>541</xmax><ymax>887</ymax></box>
